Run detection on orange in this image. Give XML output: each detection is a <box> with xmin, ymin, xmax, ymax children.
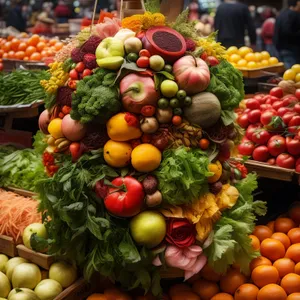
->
<box><xmin>261</xmin><ymin>51</ymin><xmax>271</xmax><ymax>60</ymax></box>
<box><xmin>295</xmin><ymin>262</ymin><xmax>300</xmax><ymax>275</ymax></box>
<box><xmin>171</xmin><ymin>291</ymin><xmax>200</xmax><ymax>300</ymax></box>
<box><xmin>212</xmin><ymin>293</ymin><xmax>234</xmax><ymax>300</ymax></box>
<box><xmin>2</xmin><ymin>41</ymin><xmax>11</xmax><ymax>52</ymax></box>
<box><xmin>192</xmin><ymin>279</ymin><xmax>219</xmax><ymax>300</ymax></box>
<box><xmin>54</xmin><ymin>42</ymin><xmax>64</xmax><ymax>51</ymax></box>
<box><xmin>289</xmin><ymin>205</ymin><xmax>300</xmax><ymax>225</ymax></box>
<box><xmin>7</xmin><ymin>51</ymin><xmax>15</xmax><ymax>59</ymax></box>
<box><xmin>25</xmin><ymin>46</ymin><xmax>37</xmax><ymax>57</ymax></box>
<box><xmin>281</xmin><ymin>273</ymin><xmax>300</xmax><ymax>294</ymax></box>
<box><xmin>135</xmin><ymin>294</ymin><xmax>156</xmax><ymax>300</ymax></box>
<box><xmin>272</xmin><ymin>233</ymin><xmax>291</xmax><ymax>250</ymax></box>
<box><xmin>18</xmin><ymin>42</ymin><xmax>27</xmax><ymax>51</ymax></box>
<box><xmin>23</xmin><ymin>56</ymin><xmax>29</xmax><ymax>61</ymax></box>
<box><xmin>48</xmin><ymin>118</ymin><xmax>64</xmax><ymax>139</ymax></box>
<box><xmin>253</xmin><ymin>225</ymin><xmax>273</xmax><ymax>242</ymax></box>
<box><xmin>10</xmin><ymin>38</ymin><xmax>20</xmax><ymax>51</ymax></box>
<box><xmin>257</xmin><ymin>284</ymin><xmax>287</xmax><ymax>300</ymax></box>
<box><xmin>247</xmin><ymin>61</ymin><xmax>257</xmax><ymax>69</ymax></box>
<box><xmin>169</xmin><ymin>284</ymin><xmax>191</xmax><ymax>297</ymax></box>
<box><xmin>234</xmin><ymin>283</ymin><xmax>259</xmax><ymax>300</ymax></box>
<box><xmin>273</xmin><ymin>258</ymin><xmax>295</xmax><ymax>278</ymax></box>
<box><xmin>245</xmin><ymin>52</ymin><xmax>257</xmax><ymax>62</ymax></box>
<box><xmin>27</xmin><ymin>34</ymin><xmax>40</xmax><ymax>46</ymax></box>
<box><xmin>288</xmin><ymin>228</ymin><xmax>300</xmax><ymax>244</ymax></box>
<box><xmin>250</xmin><ymin>256</ymin><xmax>272</xmax><ymax>272</ymax></box>
<box><xmin>254</xmin><ymin>52</ymin><xmax>263</xmax><ymax>62</ymax></box>
<box><xmin>0</xmin><ymin>49</ymin><xmax>3</xmax><ymax>58</ymax></box>
<box><xmin>261</xmin><ymin>59</ymin><xmax>269</xmax><ymax>67</ymax></box>
<box><xmin>227</xmin><ymin>46</ymin><xmax>238</xmax><ymax>56</ymax></box>
<box><xmin>260</xmin><ymin>238</ymin><xmax>285</xmax><ymax>261</ymax></box>
<box><xmin>104</xmin><ymin>140</ymin><xmax>132</xmax><ymax>168</ymax></box>
<box><xmin>269</xmin><ymin>57</ymin><xmax>279</xmax><ymax>65</ymax></box>
<box><xmin>274</xmin><ymin>218</ymin><xmax>296</xmax><ymax>233</ymax></box>
<box><xmin>87</xmin><ymin>294</ymin><xmax>107</xmax><ymax>300</ymax></box>
<box><xmin>30</xmin><ymin>52</ymin><xmax>42</xmax><ymax>61</ymax></box>
<box><xmin>49</xmin><ymin>38</ymin><xmax>59</xmax><ymax>46</ymax></box>
<box><xmin>286</xmin><ymin>244</ymin><xmax>300</xmax><ymax>263</ymax></box>
<box><xmin>7</xmin><ymin>35</ymin><xmax>14</xmax><ymax>41</ymax></box>
<box><xmin>230</xmin><ymin>54</ymin><xmax>241</xmax><ymax>63</ymax></box>
<box><xmin>237</xmin><ymin>59</ymin><xmax>248</xmax><ymax>67</ymax></box>
<box><xmin>2</xmin><ymin>53</ymin><xmax>8</xmax><ymax>59</ymax></box>
<box><xmin>287</xmin><ymin>293</ymin><xmax>300</xmax><ymax>300</ymax></box>
<box><xmin>36</xmin><ymin>41</ymin><xmax>46</xmax><ymax>52</ymax></box>
<box><xmin>238</xmin><ymin>46</ymin><xmax>253</xmax><ymax>57</ymax></box>
<box><xmin>200</xmin><ymin>263</ymin><xmax>221</xmax><ymax>282</ymax></box>
<box><xmin>15</xmin><ymin>51</ymin><xmax>25</xmax><ymax>60</ymax></box>
<box><xmin>249</xmin><ymin>234</ymin><xmax>260</xmax><ymax>250</ymax></box>
<box><xmin>104</xmin><ymin>288</ymin><xmax>132</xmax><ymax>300</ymax></box>
<box><xmin>220</xmin><ymin>269</ymin><xmax>247</xmax><ymax>295</ymax></box>
<box><xmin>251</xmin><ymin>265</ymin><xmax>279</xmax><ymax>288</ymax></box>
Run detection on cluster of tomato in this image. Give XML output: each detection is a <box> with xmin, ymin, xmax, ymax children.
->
<box><xmin>0</xmin><ymin>33</ymin><xmax>63</xmax><ymax>69</ymax></box>
<box><xmin>236</xmin><ymin>87</ymin><xmax>300</xmax><ymax>171</ymax></box>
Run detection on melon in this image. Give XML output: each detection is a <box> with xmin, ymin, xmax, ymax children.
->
<box><xmin>143</xmin><ymin>26</ymin><xmax>186</xmax><ymax>63</ymax></box>
<box><xmin>184</xmin><ymin>92</ymin><xmax>221</xmax><ymax>128</ymax></box>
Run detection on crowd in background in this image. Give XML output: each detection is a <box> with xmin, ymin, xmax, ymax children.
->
<box><xmin>0</xmin><ymin>0</ymin><xmax>299</xmax><ymax>67</ymax></box>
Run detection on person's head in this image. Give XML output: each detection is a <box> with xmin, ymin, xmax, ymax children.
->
<box><xmin>288</xmin><ymin>0</ymin><xmax>300</xmax><ymax>11</ymax></box>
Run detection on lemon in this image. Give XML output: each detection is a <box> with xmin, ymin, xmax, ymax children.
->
<box><xmin>229</xmin><ymin>54</ymin><xmax>241</xmax><ymax>63</ymax></box>
<box><xmin>254</xmin><ymin>52</ymin><xmax>263</xmax><ymax>62</ymax></box>
<box><xmin>295</xmin><ymin>73</ymin><xmax>300</xmax><ymax>82</ymax></box>
<box><xmin>292</xmin><ymin>64</ymin><xmax>300</xmax><ymax>73</ymax></box>
<box><xmin>104</xmin><ymin>140</ymin><xmax>132</xmax><ymax>168</ymax></box>
<box><xmin>247</xmin><ymin>61</ymin><xmax>257</xmax><ymax>69</ymax></box>
<box><xmin>256</xmin><ymin>62</ymin><xmax>262</xmax><ymax>68</ymax></box>
<box><xmin>227</xmin><ymin>46</ymin><xmax>238</xmax><ymax>56</ymax></box>
<box><xmin>131</xmin><ymin>144</ymin><xmax>161</xmax><ymax>172</ymax></box>
<box><xmin>245</xmin><ymin>52</ymin><xmax>257</xmax><ymax>62</ymax></box>
<box><xmin>237</xmin><ymin>59</ymin><xmax>247</xmax><ymax>67</ymax></box>
<box><xmin>48</xmin><ymin>118</ymin><xmax>64</xmax><ymax>139</ymax></box>
<box><xmin>231</xmin><ymin>62</ymin><xmax>237</xmax><ymax>67</ymax></box>
<box><xmin>261</xmin><ymin>51</ymin><xmax>271</xmax><ymax>60</ymax></box>
<box><xmin>269</xmin><ymin>57</ymin><xmax>279</xmax><ymax>65</ymax></box>
<box><xmin>283</xmin><ymin>69</ymin><xmax>297</xmax><ymax>81</ymax></box>
<box><xmin>261</xmin><ymin>59</ymin><xmax>269</xmax><ymax>67</ymax></box>
<box><xmin>238</xmin><ymin>46</ymin><xmax>252</xmax><ymax>57</ymax></box>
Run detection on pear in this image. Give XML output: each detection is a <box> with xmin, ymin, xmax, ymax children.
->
<box><xmin>97</xmin><ymin>56</ymin><xmax>124</xmax><ymax>70</ymax></box>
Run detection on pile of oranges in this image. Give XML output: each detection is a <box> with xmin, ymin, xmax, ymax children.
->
<box><xmin>227</xmin><ymin>46</ymin><xmax>279</xmax><ymax>69</ymax></box>
<box><xmin>0</xmin><ymin>34</ymin><xmax>63</xmax><ymax>62</ymax></box>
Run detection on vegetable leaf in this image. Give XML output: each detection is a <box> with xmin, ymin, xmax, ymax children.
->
<box><xmin>221</xmin><ymin>110</ymin><xmax>237</xmax><ymax>126</ymax></box>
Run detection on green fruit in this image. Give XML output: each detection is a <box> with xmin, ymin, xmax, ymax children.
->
<box><xmin>127</xmin><ymin>53</ymin><xmax>139</xmax><ymax>62</ymax></box>
<box><xmin>96</xmin><ymin>56</ymin><xmax>124</xmax><ymax>70</ymax></box>
<box><xmin>170</xmin><ymin>98</ymin><xmax>180</xmax><ymax>108</ymax></box>
<box><xmin>176</xmin><ymin>90</ymin><xmax>187</xmax><ymax>100</ymax></box>
<box><xmin>158</xmin><ymin>98</ymin><xmax>169</xmax><ymax>109</ymax></box>
<box><xmin>164</xmin><ymin>64</ymin><xmax>173</xmax><ymax>73</ymax></box>
<box><xmin>149</xmin><ymin>55</ymin><xmax>165</xmax><ymax>71</ymax></box>
<box><xmin>71</xmin><ymin>63</ymin><xmax>76</xmax><ymax>69</ymax></box>
<box><xmin>184</xmin><ymin>96</ymin><xmax>192</xmax><ymax>107</ymax></box>
<box><xmin>160</xmin><ymin>80</ymin><xmax>178</xmax><ymax>98</ymax></box>
<box><xmin>173</xmin><ymin>108</ymin><xmax>183</xmax><ymax>116</ymax></box>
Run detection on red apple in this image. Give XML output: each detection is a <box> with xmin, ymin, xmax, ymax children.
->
<box><xmin>120</xmin><ymin>74</ymin><xmax>160</xmax><ymax>113</ymax></box>
<box><xmin>173</xmin><ymin>55</ymin><xmax>210</xmax><ymax>95</ymax></box>
<box><xmin>39</xmin><ymin>109</ymin><xmax>51</xmax><ymax>134</ymax></box>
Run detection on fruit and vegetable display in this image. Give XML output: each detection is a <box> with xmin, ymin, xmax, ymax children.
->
<box><xmin>236</xmin><ymin>87</ymin><xmax>300</xmax><ymax>171</ymax></box>
<box><xmin>0</xmin><ymin>70</ymin><xmax>50</xmax><ymax>106</ymax></box>
<box><xmin>278</xmin><ymin>64</ymin><xmax>300</xmax><ymax>96</ymax></box>
<box><xmin>227</xmin><ymin>46</ymin><xmax>280</xmax><ymax>70</ymax></box>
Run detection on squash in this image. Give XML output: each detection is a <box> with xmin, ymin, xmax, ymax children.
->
<box><xmin>184</xmin><ymin>92</ymin><xmax>221</xmax><ymax>128</ymax></box>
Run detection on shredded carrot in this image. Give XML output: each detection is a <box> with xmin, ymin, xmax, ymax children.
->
<box><xmin>0</xmin><ymin>189</ymin><xmax>42</xmax><ymax>243</ymax></box>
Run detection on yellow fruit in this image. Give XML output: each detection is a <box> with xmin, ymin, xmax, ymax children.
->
<box><xmin>292</xmin><ymin>64</ymin><xmax>300</xmax><ymax>73</ymax></box>
<box><xmin>247</xmin><ymin>61</ymin><xmax>257</xmax><ymax>69</ymax></box>
<box><xmin>245</xmin><ymin>52</ymin><xmax>257</xmax><ymax>62</ymax></box>
<box><xmin>104</xmin><ymin>140</ymin><xmax>132</xmax><ymax>168</ymax></box>
<box><xmin>106</xmin><ymin>113</ymin><xmax>142</xmax><ymax>142</ymax></box>
<box><xmin>261</xmin><ymin>60</ymin><xmax>269</xmax><ymax>67</ymax></box>
<box><xmin>131</xmin><ymin>144</ymin><xmax>161</xmax><ymax>172</ymax></box>
<box><xmin>261</xmin><ymin>51</ymin><xmax>271</xmax><ymax>60</ymax></box>
<box><xmin>238</xmin><ymin>46</ymin><xmax>253</xmax><ymax>57</ymax></box>
<box><xmin>295</xmin><ymin>73</ymin><xmax>300</xmax><ymax>82</ymax></box>
<box><xmin>229</xmin><ymin>54</ymin><xmax>241</xmax><ymax>63</ymax></box>
<box><xmin>237</xmin><ymin>59</ymin><xmax>247</xmax><ymax>67</ymax></box>
<box><xmin>48</xmin><ymin>118</ymin><xmax>64</xmax><ymax>139</ymax></box>
<box><xmin>208</xmin><ymin>161</ymin><xmax>222</xmax><ymax>183</ymax></box>
<box><xmin>283</xmin><ymin>69</ymin><xmax>297</xmax><ymax>81</ymax></box>
<box><xmin>256</xmin><ymin>62</ymin><xmax>263</xmax><ymax>68</ymax></box>
<box><xmin>269</xmin><ymin>57</ymin><xmax>279</xmax><ymax>65</ymax></box>
<box><xmin>227</xmin><ymin>46</ymin><xmax>238</xmax><ymax>56</ymax></box>
<box><xmin>231</xmin><ymin>62</ymin><xmax>237</xmax><ymax>67</ymax></box>
<box><xmin>255</xmin><ymin>52</ymin><xmax>263</xmax><ymax>62</ymax></box>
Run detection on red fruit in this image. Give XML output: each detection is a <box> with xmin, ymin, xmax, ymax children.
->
<box><xmin>252</xmin><ymin>129</ymin><xmax>271</xmax><ymax>145</ymax></box>
<box><xmin>286</xmin><ymin>137</ymin><xmax>300</xmax><ymax>156</ymax></box>
<box><xmin>69</xmin><ymin>142</ymin><xmax>82</xmax><ymax>162</ymax></box>
<box><xmin>71</xmin><ymin>47</ymin><xmax>84</xmax><ymax>63</ymax></box>
<box><xmin>136</xmin><ymin>56</ymin><xmax>150</xmax><ymax>68</ymax></box>
<box><xmin>246</xmin><ymin>124</ymin><xmax>262</xmax><ymax>141</ymax></box>
<box><xmin>254</xmin><ymin>94</ymin><xmax>266</xmax><ymax>104</ymax></box>
<box><xmin>253</xmin><ymin>145</ymin><xmax>270</xmax><ymax>162</ymax></box>
<box><xmin>237</xmin><ymin>114</ymin><xmax>249</xmax><ymax>128</ymax></box>
<box><xmin>200</xmin><ymin>52</ymin><xmax>208</xmax><ymax>61</ymax></box>
<box><xmin>294</xmin><ymin>103</ymin><xmax>300</xmax><ymax>114</ymax></box>
<box><xmin>246</xmin><ymin>98</ymin><xmax>260</xmax><ymax>110</ymax></box>
<box><xmin>69</xmin><ymin>69</ymin><xmax>78</xmax><ymax>80</ymax></box>
<box><xmin>139</xmin><ymin>49</ymin><xmax>151</xmax><ymax>57</ymax></box>
<box><xmin>289</xmin><ymin>115</ymin><xmax>300</xmax><ymax>127</ymax></box>
<box><xmin>273</xmin><ymin>101</ymin><xmax>284</xmax><ymax>111</ymax></box>
<box><xmin>295</xmin><ymin>89</ymin><xmax>300</xmax><ymax>100</ymax></box>
<box><xmin>260</xmin><ymin>104</ymin><xmax>273</xmax><ymax>111</ymax></box>
<box><xmin>276</xmin><ymin>153</ymin><xmax>295</xmax><ymax>169</ymax></box>
<box><xmin>278</xmin><ymin>107</ymin><xmax>292</xmax><ymax>117</ymax></box>
<box><xmin>83</xmin><ymin>69</ymin><xmax>92</xmax><ymax>77</ymax></box>
<box><xmin>238</xmin><ymin>140</ymin><xmax>255</xmax><ymax>156</ymax></box>
<box><xmin>267</xmin><ymin>135</ymin><xmax>286</xmax><ymax>157</ymax></box>
<box><xmin>206</xmin><ymin>56</ymin><xmax>219</xmax><ymax>66</ymax></box>
<box><xmin>282</xmin><ymin>95</ymin><xmax>298</xmax><ymax>107</ymax></box>
<box><xmin>75</xmin><ymin>62</ymin><xmax>85</xmax><ymax>73</ymax></box>
<box><xmin>248</xmin><ymin>109</ymin><xmax>261</xmax><ymax>123</ymax></box>
<box><xmin>283</xmin><ymin>112</ymin><xmax>298</xmax><ymax>125</ymax></box>
<box><xmin>267</xmin><ymin>158</ymin><xmax>276</xmax><ymax>165</ymax></box>
<box><xmin>83</xmin><ymin>53</ymin><xmax>97</xmax><ymax>69</ymax></box>
<box><xmin>261</xmin><ymin>110</ymin><xmax>277</xmax><ymax>126</ymax></box>
<box><xmin>270</xmin><ymin>87</ymin><xmax>284</xmax><ymax>98</ymax></box>
<box><xmin>68</xmin><ymin>79</ymin><xmax>77</xmax><ymax>89</ymax></box>
<box><xmin>270</xmin><ymin>95</ymin><xmax>280</xmax><ymax>103</ymax></box>
<box><xmin>172</xmin><ymin>115</ymin><xmax>182</xmax><ymax>126</ymax></box>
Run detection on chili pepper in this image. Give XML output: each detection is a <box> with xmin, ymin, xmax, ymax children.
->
<box><xmin>62</xmin><ymin>105</ymin><xmax>72</xmax><ymax>115</ymax></box>
<box><xmin>125</xmin><ymin>112</ymin><xmax>139</xmax><ymax>127</ymax></box>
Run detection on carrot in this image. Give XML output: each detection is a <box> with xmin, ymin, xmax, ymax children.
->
<box><xmin>0</xmin><ymin>189</ymin><xmax>42</xmax><ymax>242</ymax></box>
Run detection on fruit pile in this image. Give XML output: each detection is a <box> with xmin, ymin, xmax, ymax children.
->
<box><xmin>227</xmin><ymin>46</ymin><xmax>279</xmax><ymax>69</ymax></box>
<box><xmin>236</xmin><ymin>87</ymin><xmax>300</xmax><ymax>170</ymax></box>
<box><xmin>283</xmin><ymin>64</ymin><xmax>300</xmax><ymax>83</ymax></box>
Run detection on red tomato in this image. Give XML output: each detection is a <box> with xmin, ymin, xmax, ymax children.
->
<box><xmin>270</xmin><ymin>87</ymin><xmax>283</xmax><ymax>98</ymax></box>
<box><xmin>278</xmin><ymin>107</ymin><xmax>292</xmax><ymax>117</ymax></box>
<box><xmin>288</xmin><ymin>126</ymin><xmax>300</xmax><ymax>135</ymax></box>
<box><xmin>136</xmin><ymin>56</ymin><xmax>150</xmax><ymax>68</ymax></box>
<box><xmin>252</xmin><ymin>129</ymin><xmax>271</xmax><ymax>145</ymax></box>
<box><xmin>266</xmin><ymin>98</ymin><xmax>272</xmax><ymax>105</ymax></box>
<box><xmin>283</xmin><ymin>96</ymin><xmax>298</xmax><ymax>107</ymax></box>
<box><xmin>296</xmin><ymin>157</ymin><xmax>300</xmax><ymax>167</ymax></box>
<box><xmin>83</xmin><ymin>69</ymin><xmax>92</xmax><ymax>77</ymax></box>
<box><xmin>139</xmin><ymin>49</ymin><xmax>151</xmax><ymax>57</ymax></box>
<box><xmin>75</xmin><ymin>62</ymin><xmax>85</xmax><ymax>73</ymax></box>
<box><xmin>289</xmin><ymin>115</ymin><xmax>300</xmax><ymax>127</ymax></box>
<box><xmin>261</xmin><ymin>110</ymin><xmax>277</xmax><ymax>126</ymax></box>
<box><xmin>237</xmin><ymin>114</ymin><xmax>249</xmax><ymax>128</ymax></box>
<box><xmin>286</xmin><ymin>137</ymin><xmax>300</xmax><ymax>156</ymax></box>
<box><xmin>206</xmin><ymin>56</ymin><xmax>219</xmax><ymax>66</ymax></box>
<box><xmin>283</xmin><ymin>111</ymin><xmax>298</xmax><ymax>125</ymax></box>
<box><xmin>254</xmin><ymin>94</ymin><xmax>266</xmax><ymax>104</ymax></box>
<box><xmin>253</xmin><ymin>145</ymin><xmax>270</xmax><ymax>162</ymax></box>
<box><xmin>270</xmin><ymin>95</ymin><xmax>280</xmax><ymax>103</ymax></box>
<box><xmin>276</xmin><ymin>153</ymin><xmax>295</xmax><ymax>169</ymax></box>
<box><xmin>294</xmin><ymin>103</ymin><xmax>300</xmax><ymax>114</ymax></box>
<box><xmin>69</xmin><ymin>69</ymin><xmax>78</xmax><ymax>80</ymax></box>
<box><xmin>267</xmin><ymin>135</ymin><xmax>286</xmax><ymax>156</ymax></box>
<box><xmin>248</xmin><ymin>109</ymin><xmax>261</xmax><ymax>123</ymax></box>
<box><xmin>238</xmin><ymin>140</ymin><xmax>255</xmax><ymax>156</ymax></box>
<box><xmin>267</xmin><ymin>158</ymin><xmax>276</xmax><ymax>165</ymax></box>
<box><xmin>272</xmin><ymin>101</ymin><xmax>284</xmax><ymax>111</ymax></box>
<box><xmin>244</xmin><ymin>108</ymin><xmax>251</xmax><ymax>114</ymax></box>
<box><xmin>296</xmin><ymin>165</ymin><xmax>300</xmax><ymax>172</ymax></box>
<box><xmin>246</xmin><ymin>98</ymin><xmax>260</xmax><ymax>110</ymax></box>
<box><xmin>260</xmin><ymin>104</ymin><xmax>273</xmax><ymax>111</ymax></box>
<box><xmin>295</xmin><ymin>89</ymin><xmax>300</xmax><ymax>100</ymax></box>
<box><xmin>246</xmin><ymin>124</ymin><xmax>262</xmax><ymax>140</ymax></box>
<box><xmin>69</xmin><ymin>142</ymin><xmax>81</xmax><ymax>162</ymax></box>
<box><xmin>104</xmin><ymin>176</ymin><xmax>144</xmax><ymax>217</ymax></box>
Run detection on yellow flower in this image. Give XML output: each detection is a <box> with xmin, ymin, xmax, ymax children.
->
<box><xmin>197</xmin><ymin>34</ymin><xmax>227</xmax><ymax>60</ymax></box>
<box><xmin>216</xmin><ymin>184</ymin><xmax>239</xmax><ymax>211</ymax></box>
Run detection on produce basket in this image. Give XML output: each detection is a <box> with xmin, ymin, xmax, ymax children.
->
<box><xmin>3</xmin><ymin>58</ymin><xmax>47</xmax><ymax>72</ymax></box>
<box><xmin>237</xmin><ymin>63</ymin><xmax>285</xmax><ymax>78</ymax></box>
<box><xmin>0</xmin><ymin>235</ymin><xmax>17</xmax><ymax>257</ymax></box>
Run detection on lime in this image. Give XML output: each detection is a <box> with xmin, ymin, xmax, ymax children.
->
<box><xmin>184</xmin><ymin>96</ymin><xmax>192</xmax><ymax>107</ymax></box>
<box><xmin>176</xmin><ymin>90</ymin><xmax>187</xmax><ymax>100</ymax></box>
<box><xmin>164</xmin><ymin>64</ymin><xmax>173</xmax><ymax>73</ymax></box>
<box><xmin>158</xmin><ymin>98</ymin><xmax>169</xmax><ymax>109</ymax></box>
<box><xmin>127</xmin><ymin>53</ymin><xmax>139</xmax><ymax>62</ymax></box>
<box><xmin>173</xmin><ymin>108</ymin><xmax>183</xmax><ymax>116</ymax></box>
<box><xmin>170</xmin><ymin>98</ymin><xmax>180</xmax><ymax>108</ymax></box>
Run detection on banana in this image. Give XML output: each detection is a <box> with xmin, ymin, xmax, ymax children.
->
<box><xmin>47</xmin><ymin>136</ymin><xmax>56</xmax><ymax>146</ymax></box>
<box><xmin>57</xmin><ymin>140</ymin><xmax>71</xmax><ymax>150</ymax></box>
<box><xmin>54</xmin><ymin>138</ymin><xmax>67</xmax><ymax>146</ymax></box>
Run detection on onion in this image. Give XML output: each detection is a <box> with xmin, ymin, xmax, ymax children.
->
<box><xmin>61</xmin><ymin>114</ymin><xmax>87</xmax><ymax>142</ymax></box>
<box><xmin>38</xmin><ymin>110</ymin><xmax>51</xmax><ymax>134</ymax></box>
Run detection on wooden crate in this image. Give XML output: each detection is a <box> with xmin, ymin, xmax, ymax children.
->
<box><xmin>55</xmin><ymin>278</ymin><xmax>91</xmax><ymax>300</ymax></box>
<box><xmin>237</xmin><ymin>63</ymin><xmax>285</xmax><ymax>78</ymax></box>
<box><xmin>3</xmin><ymin>58</ymin><xmax>47</xmax><ymax>72</ymax></box>
<box><xmin>0</xmin><ymin>235</ymin><xmax>17</xmax><ymax>257</ymax></box>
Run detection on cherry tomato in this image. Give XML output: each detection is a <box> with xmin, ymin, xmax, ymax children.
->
<box><xmin>237</xmin><ymin>114</ymin><xmax>249</xmax><ymax>128</ymax></box>
<box><xmin>295</xmin><ymin>89</ymin><xmax>300</xmax><ymax>100</ymax></box>
<box><xmin>260</xmin><ymin>110</ymin><xmax>277</xmax><ymax>126</ymax></box>
<box><xmin>83</xmin><ymin>69</ymin><xmax>92</xmax><ymax>77</ymax></box>
<box><xmin>294</xmin><ymin>103</ymin><xmax>300</xmax><ymax>114</ymax></box>
<box><xmin>75</xmin><ymin>62</ymin><xmax>85</xmax><ymax>73</ymax></box>
<box><xmin>172</xmin><ymin>115</ymin><xmax>182</xmax><ymax>126</ymax></box>
<box><xmin>136</xmin><ymin>56</ymin><xmax>150</xmax><ymax>68</ymax></box>
<box><xmin>206</xmin><ymin>56</ymin><xmax>219</xmax><ymax>66</ymax></box>
<box><xmin>278</xmin><ymin>106</ymin><xmax>292</xmax><ymax>117</ymax></box>
<box><xmin>246</xmin><ymin>124</ymin><xmax>262</xmax><ymax>141</ymax></box>
<box><xmin>246</xmin><ymin>98</ymin><xmax>260</xmax><ymax>110</ymax></box>
<box><xmin>199</xmin><ymin>138</ymin><xmax>210</xmax><ymax>150</ymax></box>
<box><xmin>269</xmin><ymin>87</ymin><xmax>283</xmax><ymax>98</ymax></box>
<box><xmin>251</xmin><ymin>129</ymin><xmax>271</xmax><ymax>145</ymax></box>
<box><xmin>267</xmin><ymin>158</ymin><xmax>276</xmax><ymax>165</ymax></box>
<box><xmin>238</xmin><ymin>140</ymin><xmax>255</xmax><ymax>156</ymax></box>
<box><xmin>289</xmin><ymin>115</ymin><xmax>300</xmax><ymax>127</ymax></box>
<box><xmin>69</xmin><ymin>69</ymin><xmax>78</xmax><ymax>80</ymax></box>
<box><xmin>252</xmin><ymin>145</ymin><xmax>270</xmax><ymax>162</ymax></box>
<box><xmin>248</xmin><ymin>109</ymin><xmax>261</xmax><ymax>123</ymax></box>
<box><xmin>276</xmin><ymin>153</ymin><xmax>295</xmax><ymax>169</ymax></box>
<box><xmin>139</xmin><ymin>49</ymin><xmax>151</xmax><ymax>57</ymax></box>
<box><xmin>267</xmin><ymin>135</ymin><xmax>286</xmax><ymax>156</ymax></box>
<box><xmin>282</xmin><ymin>111</ymin><xmax>298</xmax><ymax>125</ymax></box>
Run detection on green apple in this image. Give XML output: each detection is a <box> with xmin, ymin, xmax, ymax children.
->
<box><xmin>6</xmin><ymin>257</ymin><xmax>28</xmax><ymax>281</ymax></box>
<box><xmin>0</xmin><ymin>255</ymin><xmax>8</xmax><ymax>273</ymax></box>
<box><xmin>149</xmin><ymin>55</ymin><xmax>165</xmax><ymax>71</ymax></box>
<box><xmin>23</xmin><ymin>223</ymin><xmax>48</xmax><ymax>250</ymax></box>
<box><xmin>0</xmin><ymin>271</ymin><xmax>10</xmax><ymax>298</ymax></box>
<box><xmin>49</xmin><ymin>261</ymin><xmax>77</xmax><ymax>288</ymax></box>
<box><xmin>124</xmin><ymin>37</ymin><xmax>142</xmax><ymax>54</ymax></box>
<box><xmin>95</xmin><ymin>37</ymin><xmax>125</xmax><ymax>60</ymax></box>
<box><xmin>160</xmin><ymin>80</ymin><xmax>179</xmax><ymax>98</ymax></box>
<box><xmin>12</xmin><ymin>263</ymin><xmax>41</xmax><ymax>289</ymax></box>
<box><xmin>35</xmin><ymin>279</ymin><xmax>63</xmax><ymax>300</ymax></box>
<box><xmin>97</xmin><ymin>56</ymin><xmax>124</xmax><ymax>70</ymax></box>
<box><xmin>130</xmin><ymin>211</ymin><xmax>166</xmax><ymax>248</ymax></box>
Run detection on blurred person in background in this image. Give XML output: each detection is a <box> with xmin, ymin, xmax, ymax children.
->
<box><xmin>5</xmin><ymin>0</ymin><xmax>26</xmax><ymax>32</ymax></box>
<box><xmin>273</xmin><ymin>0</ymin><xmax>300</xmax><ymax>68</ymax></box>
<box><xmin>215</xmin><ymin>0</ymin><xmax>256</xmax><ymax>49</ymax></box>
<box><xmin>189</xmin><ymin>0</ymin><xmax>200</xmax><ymax>21</ymax></box>
<box><xmin>30</xmin><ymin>2</ymin><xmax>54</xmax><ymax>34</ymax></box>
<box><xmin>55</xmin><ymin>0</ymin><xmax>71</xmax><ymax>23</ymax></box>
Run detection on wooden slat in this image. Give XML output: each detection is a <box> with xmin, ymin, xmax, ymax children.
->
<box><xmin>55</xmin><ymin>278</ymin><xmax>90</xmax><ymax>300</ymax></box>
<box><xmin>17</xmin><ymin>245</ymin><xmax>54</xmax><ymax>270</ymax></box>
<box><xmin>6</xmin><ymin>186</ymin><xmax>36</xmax><ymax>198</ymax></box>
<box><xmin>0</xmin><ymin>235</ymin><xmax>17</xmax><ymax>257</ymax></box>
